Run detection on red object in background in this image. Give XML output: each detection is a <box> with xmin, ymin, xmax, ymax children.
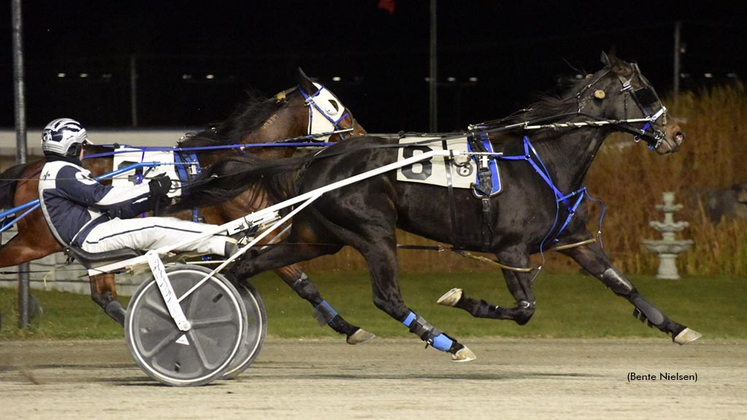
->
<box><xmin>378</xmin><ymin>0</ymin><xmax>395</xmax><ymax>14</ymax></box>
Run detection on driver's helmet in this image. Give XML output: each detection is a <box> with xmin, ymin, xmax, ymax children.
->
<box><xmin>41</xmin><ymin>118</ymin><xmax>89</xmax><ymax>157</ymax></box>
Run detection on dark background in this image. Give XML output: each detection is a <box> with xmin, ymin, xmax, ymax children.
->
<box><xmin>1</xmin><ymin>1</ymin><xmax>744</xmax><ymax>132</ymax></box>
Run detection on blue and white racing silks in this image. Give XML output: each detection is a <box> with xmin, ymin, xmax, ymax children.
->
<box><xmin>38</xmin><ymin>160</ymin><xmax>152</xmax><ymax>247</ymax></box>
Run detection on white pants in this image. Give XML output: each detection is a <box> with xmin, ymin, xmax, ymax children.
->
<box><xmin>81</xmin><ymin>217</ymin><xmax>230</xmax><ymax>256</ymax></box>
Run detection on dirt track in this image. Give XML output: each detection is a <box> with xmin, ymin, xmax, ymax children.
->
<box><xmin>1</xmin><ymin>337</ymin><xmax>745</xmax><ymax>419</ymax></box>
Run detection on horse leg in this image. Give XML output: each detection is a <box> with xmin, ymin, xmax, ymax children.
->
<box><xmin>560</xmin><ymin>242</ymin><xmax>701</xmax><ymax>344</ymax></box>
<box><xmin>232</xmin><ymin>243</ymin><xmax>375</xmax><ymax>344</ymax></box>
<box><xmin>271</xmin><ymin>263</ymin><xmax>375</xmax><ymax>344</ymax></box>
<box><xmin>348</xmin><ymin>227</ymin><xmax>475</xmax><ymax>361</ymax></box>
<box><xmin>437</xmin><ymin>247</ymin><xmax>537</xmax><ymax>325</ymax></box>
<box><xmin>89</xmin><ymin>273</ymin><xmax>126</xmax><ymax>326</ymax></box>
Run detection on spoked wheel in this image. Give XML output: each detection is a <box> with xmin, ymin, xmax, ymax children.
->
<box><xmin>125</xmin><ymin>264</ymin><xmax>247</xmax><ymax>386</ymax></box>
<box><xmin>221</xmin><ymin>281</ymin><xmax>267</xmax><ymax>379</ymax></box>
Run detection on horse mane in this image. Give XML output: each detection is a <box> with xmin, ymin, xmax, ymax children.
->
<box><xmin>169</xmin><ymin>153</ymin><xmax>308</xmax><ymax>213</ymax></box>
<box><xmin>504</xmin><ymin>67</ymin><xmax>608</xmax><ymax>123</ymax></box>
<box><xmin>0</xmin><ymin>161</ymin><xmax>39</xmax><ymax>209</ymax></box>
<box><xmin>177</xmin><ymin>89</ymin><xmax>287</xmax><ymax>148</ymax></box>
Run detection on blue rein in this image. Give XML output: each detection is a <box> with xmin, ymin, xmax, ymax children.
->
<box><xmin>0</xmin><ymin>161</ymin><xmax>166</xmax><ymax>234</ymax></box>
<box><xmin>83</xmin><ymin>141</ymin><xmax>334</xmax><ymax>160</ymax></box>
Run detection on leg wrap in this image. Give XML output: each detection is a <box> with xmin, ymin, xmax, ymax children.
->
<box><xmin>291</xmin><ymin>273</ymin><xmax>319</xmax><ymax>301</ymax></box>
<box><xmin>327</xmin><ymin>314</ymin><xmax>358</xmax><ymax>337</ymax></box>
<box><xmin>313</xmin><ymin>300</ymin><xmax>339</xmax><ymax>326</ymax></box>
<box><xmin>105</xmin><ymin>301</ymin><xmax>126</xmax><ymax>326</ymax></box>
<box><xmin>402</xmin><ymin>311</ymin><xmax>454</xmax><ymax>352</ymax></box>
<box><xmin>630</xmin><ymin>293</ymin><xmax>669</xmax><ymax>329</ymax></box>
<box><xmin>601</xmin><ymin>268</ymin><xmax>635</xmax><ymax>296</ymax></box>
<box><xmin>461</xmin><ymin>298</ymin><xmax>507</xmax><ymax>318</ymax></box>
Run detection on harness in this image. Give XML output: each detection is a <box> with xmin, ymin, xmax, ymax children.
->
<box><xmin>172</xmin><ymin>150</ymin><xmax>202</xmax><ymax>221</ymax></box>
<box><xmin>299</xmin><ymin>83</ymin><xmax>355</xmax><ymax>142</ymax></box>
<box><xmin>499</xmin><ymin>136</ymin><xmax>605</xmax><ymax>252</ymax></box>
<box><xmin>573</xmin><ymin>64</ymin><xmax>668</xmax><ymax>150</ymax></box>
<box><xmin>466</xmin><ymin>132</ymin><xmax>496</xmax><ymax>250</ymax></box>
<box><xmin>452</xmin><ymin>64</ymin><xmax>668</xmax><ymax>257</ymax></box>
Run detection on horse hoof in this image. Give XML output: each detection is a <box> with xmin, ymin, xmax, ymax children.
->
<box><xmin>674</xmin><ymin>327</ymin><xmax>702</xmax><ymax>345</ymax></box>
<box><xmin>451</xmin><ymin>346</ymin><xmax>476</xmax><ymax>362</ymax></box>
<box><xmin>437</xmin><ymin>288</ymin><xmax>463</xmax><ymax>307</ymax></box>
<box><xmin>347</xmin><ymin>329</ymin><xmax>376</xmax><ymax>345</ymax></box>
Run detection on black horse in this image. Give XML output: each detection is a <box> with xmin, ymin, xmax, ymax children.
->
<box><xmin>174</xmin><ymin>53</ymin><xmax>699</xmax><ymax>361</ymax></box>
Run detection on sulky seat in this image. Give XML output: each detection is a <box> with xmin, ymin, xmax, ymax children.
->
<box><xmin>64</xmin><ymin>245</ymin><xmax>143</xmax><ymax>269</ymax></box>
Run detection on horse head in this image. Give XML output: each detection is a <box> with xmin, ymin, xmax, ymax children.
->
<box><xmin>580</xmin><ymin>52</ymin><xmax>685</xmax><ymax>155</ymax></box>
<box><xmin>293</xmin><ymin>68</ymin><xmax>367</xmax><ymax>142</ymax></box>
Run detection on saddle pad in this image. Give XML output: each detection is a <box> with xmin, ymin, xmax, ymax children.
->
<box><xmin>111</xmin><ymin>147</ymin><xmax>200</xmax><ymax>198</ymax></box>
<box><xmin>395</xmin><ymin>136</ymin><xmax>501</xmax><ymax>196</ymax></box>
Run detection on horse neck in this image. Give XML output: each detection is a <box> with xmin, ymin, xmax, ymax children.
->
<box><xmin>81</xmin><ymin>145</ymin><xmax>115</xmax><ymax>178</ymax></box>
<box><xmin>239</xmin><ymin>96</ymin><xmax>308</xmax><ymax>160</ymax></box>
<box><xmin>531</xmin><ymin>126</ymin><xmax>610</xmax><ymax>192</ymax></box>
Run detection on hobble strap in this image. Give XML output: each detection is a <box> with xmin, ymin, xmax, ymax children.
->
<box><xmin>480</xmin><ymin>196</ymin><xmax>493</xmax><ymax>250</ymax></box>
<box><xmin>402</xmin><ymin>311</ymin><xmax>454</xmax><ymax>352</ymax></box>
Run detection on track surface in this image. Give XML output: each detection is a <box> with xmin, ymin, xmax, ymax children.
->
<box><xmin>1</xmin><ymin>337</ymin><xmax>745</xmax><ymax>419</ymax></box>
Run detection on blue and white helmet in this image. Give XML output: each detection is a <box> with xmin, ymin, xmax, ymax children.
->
<box><xmin>41</xmin><ymin>118</ymin><xmax>89</xmax><ymax>156</ymax></box>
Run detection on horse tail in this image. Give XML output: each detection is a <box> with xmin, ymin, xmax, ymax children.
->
<box><xmin>170</xmin><ymin>154</ymin><xmax>308</xmax><ymax>212</ymax></box>
<box><xmin>0</xmin><ymin>162</ymin><xmax>36</xmax><ymax>209</ymax></box>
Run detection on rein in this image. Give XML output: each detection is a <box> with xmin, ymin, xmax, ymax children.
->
<box><xmin>470</xmin><ymin>63</ymin><xmax>670</xmax><ymax>150</ymax></box>
<box><xmin>83</xmin><ymin>81</ymin><xmax>356</xmax><ymax>160</ymax></box>
<box><xmin>82</xmin><ymin>138</ymin><xmax>341</xmax><ymax>160</ymax></box>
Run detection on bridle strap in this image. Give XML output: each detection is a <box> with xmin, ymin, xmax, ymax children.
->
<box><xmin>298</xmin><ymin>84</ymin><xmax>352</xmax><ymax>142</ymax></box>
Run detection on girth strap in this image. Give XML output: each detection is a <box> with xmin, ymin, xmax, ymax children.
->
<box><xmin>442</xmin><ymin>140</ymin><xmax>462</xmax><ymax>250</ymax></box>
<box><xmin>173</xmin><ymin>150</ymin><xmax>203</xmax><ymax>222</ymax></box>
<box><xmin>468</xmin><ymin>133</ymin><xmax>495</xmax><ymax>251</ymax></box>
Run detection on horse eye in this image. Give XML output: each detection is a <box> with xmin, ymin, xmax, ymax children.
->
<box><xmin>325</xmin><ymin>100</ymin><xmax>340</xmax><ymax>114</ymax></box>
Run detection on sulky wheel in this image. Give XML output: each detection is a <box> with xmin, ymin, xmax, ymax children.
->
<box><xmin>221</xmin><ymin>281</ymin><xmax>267</xmax><ymax>379</ymax></box>
<box><xmin>125</xmin><ymin>264</ymin><xmax>248</xmax><ymax>386</ymax></box>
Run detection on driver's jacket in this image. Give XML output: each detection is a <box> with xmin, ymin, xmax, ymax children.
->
<box><xmin>38</xmin><ymin>160</ymin><xmax>153</xmax><ymax>247</ymax></box>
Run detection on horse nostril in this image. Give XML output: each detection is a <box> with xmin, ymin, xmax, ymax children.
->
<box><xmin>675</xmin><ymin>132</ymin><xmax>685</xmax><ymax>143</ymax></box>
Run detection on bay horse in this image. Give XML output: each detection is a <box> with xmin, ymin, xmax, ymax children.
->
<box><xmin>174</xmin><ymin>53</ymin><xmax>700</xmax><ymax>361</ymax></box>
<box><xmin>0</xmin><ymin>68</ymin><xmax>373</xmax><ymax>343</ymax></box>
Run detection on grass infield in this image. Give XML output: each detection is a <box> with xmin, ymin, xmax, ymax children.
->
<box><xmin>1</xmin><ymin>271</ymin><xmax>744</xmax><ymax>340</ymax></box>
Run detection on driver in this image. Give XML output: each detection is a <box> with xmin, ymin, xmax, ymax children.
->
<box><xmin>37</xmin><ymin>118</ymin><xmax>237</xmax><ymax>257</ymax></box>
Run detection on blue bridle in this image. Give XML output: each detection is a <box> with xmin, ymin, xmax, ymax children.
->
<box><xmin>500</xmin><ymin>136</ymin><xmax>606</xmax><ymax>258</ymax></box>
<box><xmin>298</xmin><ymin>83</ymin><xmax>354</xmax><ymax>142</ymax></box>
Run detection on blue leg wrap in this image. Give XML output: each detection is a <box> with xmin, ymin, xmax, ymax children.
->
<box><xmin>313</xmin><ymin>300</ymin><xmax>339</xmax><ymax>326</ymax></box>
<box><xmin>402</xmin><ymin>311</ymin><xmax>454</xmax><ymax>352</ymax></box>
<box><xmin>431</xmin><ymin>334</ymin><xmax>454</xmax><ymax>352</ymax></box>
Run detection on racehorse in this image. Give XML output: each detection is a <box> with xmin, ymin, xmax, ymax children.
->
<box><xmin>0</xmin><ymin>68</ymin><xmax>372</xmax><ymax>342</ymax></box>
<box><xmin>173</xmin><ymin>53</ymin><xmax>700</xmax><ymax>361</ymax></box>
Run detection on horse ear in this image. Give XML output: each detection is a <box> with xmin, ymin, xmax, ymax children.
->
<box><xmin>601</xmin><ymin>50</ymin><xmax>622</xmax><ymax>67</ymax></box>
<box><xmin>296</xmin><ymin>67</ymin><xmax>316</xmax><ymax>93</ymax></box>
<box><xmin>600</xmin><ymin>51</ymin><xmax>611</xmax><ymax>67</ymax></box>
<box><xmin>602</xmin><ymin>50</ymin><xmax>633</xmax><ymax>76</ymax></box>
